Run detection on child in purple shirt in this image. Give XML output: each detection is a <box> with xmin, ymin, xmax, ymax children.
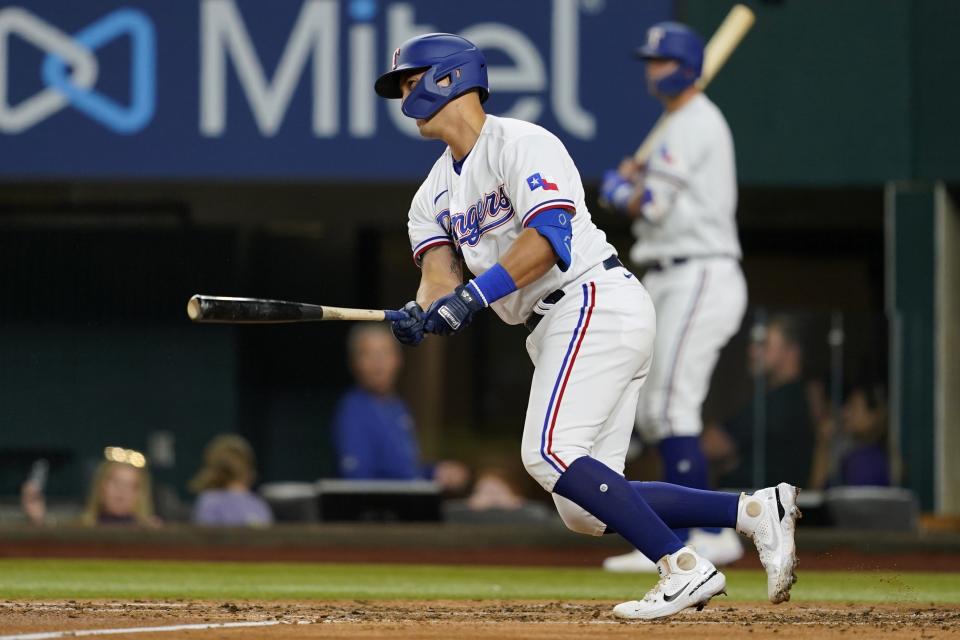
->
<box><xmin>190</xmin><ymin>434</ymin><xmax>273</xmax><ymax>526</ymax></box>
<box><xmin>838</xmin><ymin>385</ymin><xmax>891</xmax><ymax>487</ymax></box>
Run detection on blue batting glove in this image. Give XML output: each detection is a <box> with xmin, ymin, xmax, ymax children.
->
<box><xmin>391</xmin><ymin>301</ymin><xmax>425</xmax><ymax>346</ymax></box>
<box><xmin>600</xmin><ymin>169</ymin><xmax>635</xmax><ymax>214</ymax></box>
<box><xmin>423</xmin><ymin>284</ymin><xmax>485</xmax><ymax>336</ymax></box>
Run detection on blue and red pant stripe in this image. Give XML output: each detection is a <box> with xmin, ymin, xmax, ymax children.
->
<box><xmin>539</xmin><ymin>281</ymin><xmax>597</xmax><ymax>474</ymax></box>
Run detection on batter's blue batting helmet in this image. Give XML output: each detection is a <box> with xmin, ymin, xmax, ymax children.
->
<box><xmin>635</xmin><ymin>22</ymin><xmax>704</xmax><ymax>96</ymax></box>
<box><xmin>375</xmin><ymin>33</ymin><xmax>489</xmax><ymax>120</ymax></box>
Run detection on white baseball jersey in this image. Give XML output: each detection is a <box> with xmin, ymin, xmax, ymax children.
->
<box><xmin>630</xmin><ymin>93</ymin><xmax>741</xmax><ymax>264</ymax></box>
<box><xmin>407</xmin><ymin>114</ymin><xmax>615</xmax><ymax>325</ymax></box>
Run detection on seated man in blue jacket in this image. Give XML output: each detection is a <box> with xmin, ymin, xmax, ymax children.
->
<box><xmin>331</xmin><ymin>324</ymin><xmax>469</xmax><ymax>492</ymax></box>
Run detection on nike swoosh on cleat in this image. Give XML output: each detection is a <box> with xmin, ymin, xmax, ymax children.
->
<box><xmin>662</xmin><ymin>580</ymin><xmax>693</xmax><ymax>602</ymax></box>
<box><xmin>688</xmin><ymin>570</ymin><xmax>719</xmax><ymax>597</ymax></box>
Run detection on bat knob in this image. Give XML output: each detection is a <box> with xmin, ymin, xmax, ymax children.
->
<box><xmin>187</xmin><ymin>296</ymin><xmax>202</xmax><ymax>321</ymax></box>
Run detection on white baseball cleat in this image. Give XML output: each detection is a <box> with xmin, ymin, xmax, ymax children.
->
<box><xmin>612</xmin><ymin>546</ymin><xmax>726</xmax><ymax>620</ymax></box>
<box><xmin>687</xmin><ymin>527</ymin><xmax>744</xmax><ymax>567</ymax></box>
<box><xmin>603</xmin><ymin>549</ymin><xmax>658</xmax><ymax>573</ymax></box>
<box><xmin>736</xmin><ymin>482</ymin><xmax>802</xmax><ymax>604</ymax></box>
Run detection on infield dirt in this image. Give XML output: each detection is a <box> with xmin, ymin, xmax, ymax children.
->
<box><xmin>2</xmin><ymin>600</ymin><xmax>959</xmax><ymax>639</ymax></box>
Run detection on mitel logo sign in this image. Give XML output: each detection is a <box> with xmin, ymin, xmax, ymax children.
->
<box><xmin>200</xmin><ymin>0</ymin><xmax>597</xmax><ymax>140</ymax></box>
<box><xmin>0</xmin><ymin>7</ymin><xmax>156</xmax><ymax>134</ymax></box>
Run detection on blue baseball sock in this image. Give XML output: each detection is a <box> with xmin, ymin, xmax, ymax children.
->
<box><xmin>660</xmin><ymin>436</ymin><xmax>710</xmax><ymax>488</ymax></box>
<box><xmin>553</xmin><ymin>456</ymin><xmax>684</xmax><ymax>562</ymax></box>
<box><xmin>659</xmin><ymin>436</ymin><xmax>721</xmax><ymax>536</ymax></box>
<box><xmin>631</xmin><ymin>481</ymin><xmax>739</xmax><ymax>530</ymax></box>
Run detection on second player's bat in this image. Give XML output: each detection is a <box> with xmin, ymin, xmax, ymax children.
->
<box><xmin>632</xmin><ymin>4</ymin><xmax>756</xmax><ymax>164</ymax></box>
<box><xmin>187</xmin><ymin>295</ymin><xmax>404</xmax><ymax>324</ymax></box>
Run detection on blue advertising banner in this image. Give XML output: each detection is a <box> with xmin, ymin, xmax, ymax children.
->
<box><xmin>0</xmin><ymin>0</ymin><xmax>671</xmax><ymax>180</ymax></box>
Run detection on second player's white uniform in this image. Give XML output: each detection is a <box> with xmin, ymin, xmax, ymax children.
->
<box><xmin>408</xmin><ymin>115</ymin><xmax>655</xmax><ymax>535</ymax></box>
<box><xmin>631</xmin><ymin>93</ymin><xmax>747</xmax><ymax>442</ymax></box>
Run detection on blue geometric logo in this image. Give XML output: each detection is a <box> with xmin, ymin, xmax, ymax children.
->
<box><xmin>41</xmin><ymin>8</ymin><xmax>155</xmax><ymax>134</ymax></box>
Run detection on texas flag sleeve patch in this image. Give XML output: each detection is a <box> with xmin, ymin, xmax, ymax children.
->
<box><xmin>526</xmin><ymin>172</ymin><xmax>559</xmax><ymax>192</ymax></box>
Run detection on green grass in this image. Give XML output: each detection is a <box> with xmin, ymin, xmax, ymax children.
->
<box><xmin>0</xmin><ymin>559</ymin><xmax>957</xmax><ymax>603</ymax></box>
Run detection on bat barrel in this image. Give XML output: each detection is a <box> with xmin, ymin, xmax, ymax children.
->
<box><xmin>187</xmin><ymin>295</ymin><xmax>325</xmax><ymax>323</ymax></box>
<box><xmin>187</xmin><ymin>295</ymin><xmax>394</xmax><ymax>323</ymax></box>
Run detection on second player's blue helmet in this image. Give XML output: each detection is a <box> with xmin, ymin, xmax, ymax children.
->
<box><xmin>635</xmin><ymin>22</ymin><xmax>704</xmax><ymax>96</ymax></box>
<box><xmin>375</xmin><ymin>33</ymin><xmax>489</xmax><ymax>120</ymax></box>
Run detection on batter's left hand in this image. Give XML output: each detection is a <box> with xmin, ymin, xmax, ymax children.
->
<box><xmin>391</xmin><ymin>301</ymin><xmax>426</xmax><ymax>346</ymax></box>
<box><xmin>423</xmin><ymin>284</ymin><xmax>485</xmax><ymax>336</ymax></box>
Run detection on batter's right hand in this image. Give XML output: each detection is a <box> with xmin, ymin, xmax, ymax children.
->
<box><xmin>391</xmin><ymin>301</ymin><xmax>425</xmax><ymax>346</ymax></box>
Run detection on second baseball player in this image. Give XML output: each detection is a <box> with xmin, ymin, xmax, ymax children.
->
<box><xmin>601</xmin><ymin>21</ymin><xmax>749</xmax><ymax>572</ymax></box>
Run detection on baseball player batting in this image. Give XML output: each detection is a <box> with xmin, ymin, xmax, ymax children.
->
<box><xmin>600</xmin><ymin>22</ymin><xmax>749</xmax><ymax>573</ymax></box>
<box><xmin>377</xmin><ymin>32</ymin><xmax>798</xmax><ymax>620</ymax></box>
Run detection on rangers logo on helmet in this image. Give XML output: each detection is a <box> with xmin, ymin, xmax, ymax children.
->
<box><xmin>646</xmin><ymin>27</ymin><xmax>665</xmax><ymax>49</ymax></box>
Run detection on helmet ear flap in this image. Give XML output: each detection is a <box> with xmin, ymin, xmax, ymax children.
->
<box><xmin>401</xmin><ymin>65</ymin><xmax>446</xmax><ymax>119</ymax></box>
<box><xmin>651</xmin><ymin>64</ymin><xmax>698</xmax><ymax>96</ymax></box>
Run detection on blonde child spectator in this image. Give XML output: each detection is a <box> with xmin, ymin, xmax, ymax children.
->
<box><xmin>22</xmin><ymin>455</ymin><xmax>158</xmax><ymax>527</ymax></box>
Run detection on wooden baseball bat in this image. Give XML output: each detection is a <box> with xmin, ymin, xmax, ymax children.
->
<box><xmin>186</xmin><ymin>295</ymin><xmax>404</xmax><ymax>324</ymax></box>
<box><xmin>632</xmin><ymin>4</ymin><xmax>756</xmax><ymax>164</ymax></box>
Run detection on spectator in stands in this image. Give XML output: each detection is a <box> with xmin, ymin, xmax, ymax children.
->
<box><xmin>838</xmin><ymin>383</ymin><xmax>890</xmax><ymax>486</ymax></box>
<box><xmin>466</xmin><ymin>470</ymin><xmax>526</xmax><ymax>511</ymax></box>
<box><xmin>701</xmin><ymin>315</ymin><xmax>817</xmax><ymax>488</ymax></box>
<box><xmin>19</xmin><ymin>473</ymin><xmax>46</xmax><ymax>526</ymax></box>
<box><xmin>22</xmin><ymin>452</ymin><xmax>158</xmax><ymax>527</ymax></box>
<box><xmin>332</xmin><ymin>324</ymin><xmax>469</xmax><ymax>493</ymax></box>
<box><xmin>810</xmin><ymin>382</ymin><xmax>891</xmax><ymax>488</ymax></box>
<box><xmin>442</xmin><ymin>458</ymin><xmax>551</xmax><ymax>523</ymax></box>
<box><xmin>82</xmin><ymin>459</ymin><xmax>158</xmax><ymax>526</ymax></box>
<box><xmin>190</xmin><ymin>434</ymin><xmax>273</xmax><ymax>527</ymax></box>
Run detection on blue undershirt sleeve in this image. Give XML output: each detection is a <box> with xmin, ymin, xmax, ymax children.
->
<box><xmin>525</xmin><ymin>207</ymin><xmax>574</xmax><ymax>272</ymax></box>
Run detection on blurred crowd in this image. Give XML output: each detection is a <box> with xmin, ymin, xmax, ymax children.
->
<box><xmin>15</xmin><ymin>314</ymin><xmax>892</xmax><ymax>529</ymax></box>
<box><xmin>702</xmin><ymin>314</ymin><xmax>890</xmax><ymax>491</ymax></box>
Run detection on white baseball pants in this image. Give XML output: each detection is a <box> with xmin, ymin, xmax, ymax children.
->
<box><xmin>519</xmin><ymin>262</ymin><xmax>656</xmax><ymax>536</ymax></box>
<box><xmin>635</xmin><ymin>257</ymin><xmax>747</xmax><ymax>443</ymax></box>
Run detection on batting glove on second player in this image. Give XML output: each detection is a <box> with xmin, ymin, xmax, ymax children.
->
<box><xmin>423</xmin><ymin>284</ymin><xmax>485</xmax><ymax>336</ymax></box>
<box><xmin>391</xmin><ymin>301</ymin><xmax>425</xmax><ymax>346</ymax></box>
<box><xmin>600</xmin><ymin>169</ymin><xmax>636</xmax><ymax>215</ymax></box>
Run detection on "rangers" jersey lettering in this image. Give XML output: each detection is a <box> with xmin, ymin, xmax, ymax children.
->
<box><xmin>436</xmin><ymin>184</ymin><xmax>514</xmax><ymax>247</ymax></box>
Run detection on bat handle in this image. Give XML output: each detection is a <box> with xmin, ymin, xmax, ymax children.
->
<box><xmin>383</xmin><ymin>309</ymin><xmax>407</xmax><ymax>322</ymax></box>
